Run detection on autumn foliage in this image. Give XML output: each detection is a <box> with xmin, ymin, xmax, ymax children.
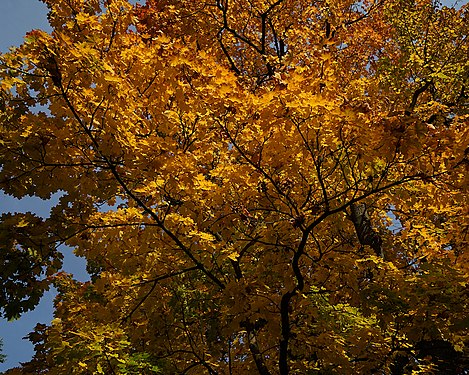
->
<box><xmin>0</xmin><ymin>0</ymin><xmax>468</xmax><ymax>373</ymax></box>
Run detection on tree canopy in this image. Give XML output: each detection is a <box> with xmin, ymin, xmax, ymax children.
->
<box><xmin>0</xmin><ymin>0</ymin><xmax>468</xmax><ymax>373</ymax></box>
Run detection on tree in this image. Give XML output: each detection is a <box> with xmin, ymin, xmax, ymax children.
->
<box><xmin>0</xmin><ymin>0</ymin><xmax>468</xmax><ymax>373</ymax></box>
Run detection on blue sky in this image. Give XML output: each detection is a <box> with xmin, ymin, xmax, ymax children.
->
<box><xmin>0</xmin><ymin>1</ymin><xmax>89</xmax><ymax>370</ymax></box>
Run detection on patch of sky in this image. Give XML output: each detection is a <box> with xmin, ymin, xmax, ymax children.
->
<box><xmin>97</xmin><ymin>196</ymin><xmax>126</xmax><ymax>212</ymax></box>
<box><xmin>0</xmin><ymin>190</ymin><xmax>89</xmax><ymax>281</ymax></box>
<box><xmin>0</xmin><ymin>191</ymin><xmax>89</xmax><ymax>371</ymax></box>
<box><xmin>438</xmin><ymin>0</ymin><xmax>466</xmax><ymax>10</ymax></box>
<box><xmin>387</xmin><ymin>205</ymin><xmax>404</xmax><ymax>234</ymax></box>
<box><xmin>0</xmin><ymin>288</ymin><xmax>55</xmax><ymax>372</ymax></box>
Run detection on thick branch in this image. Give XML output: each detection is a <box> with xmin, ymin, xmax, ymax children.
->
<box><xmin>406</xmin><ymin>80</ymin><xmax>432</xmax><ymax>115</ymax></box>
<box><xmin>350</xmin><ymin>203</ymin><xmax>383</xmax><ymax>257</ymax></box>
<box><xmin>242</xmin><ymin>319</ymin><xmax>271</xmax><ymax>375</ymax></box>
